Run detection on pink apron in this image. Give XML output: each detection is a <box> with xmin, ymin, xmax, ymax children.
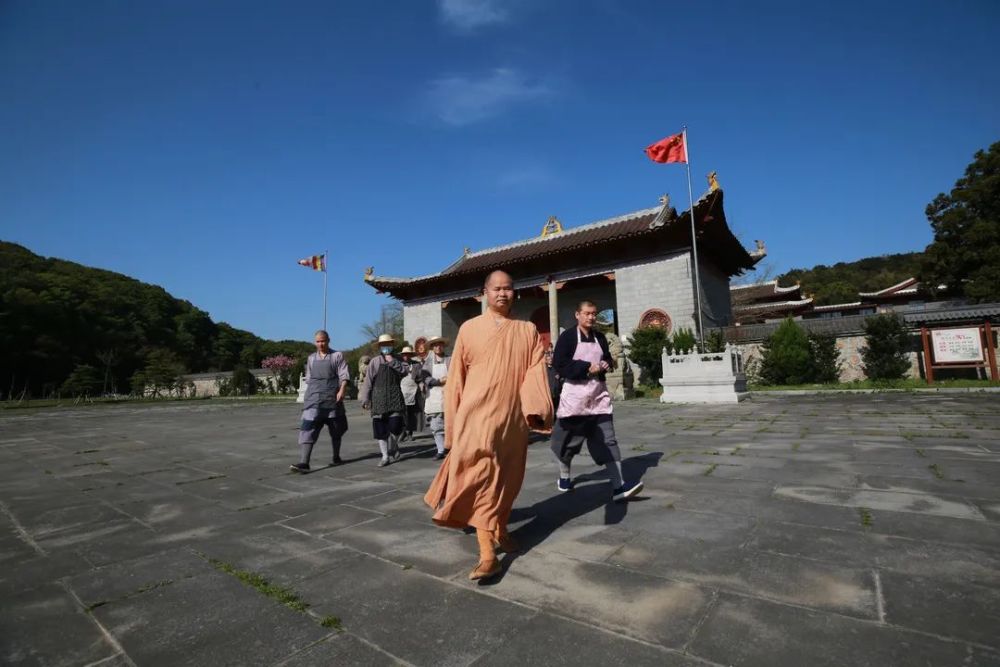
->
<box><xmin>556</xmin><ymin>329</ymin><xmax>613</xmax><ymax>418</ymax></box>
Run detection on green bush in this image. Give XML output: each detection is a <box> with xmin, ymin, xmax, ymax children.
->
<box><xmin>60</xmin><ymin>364</ymin><xmax>102</xmax><ymax>397</ymax></box>
<box><xmin>702</xmin><ymin>329</ymin><xmax>726</xmax><ymax>353</ymax></box>
<box><xmin>808</xmin><ymin>332</ymin><xmax>842</xmax><ymax>383</ymax></box>
<box><xmin>671</xmin><ymin>327</ymin><xmax>697</xmax><ymax>354</ymax></box>
<box><xmin>230</xmin><ymin>365</ymin><xmax>258</xmax><ymax>396</ymax></box>
<box><xmin>628</xmin><ymin>326</ymin><xmax>669</xmax><ymax>387</ymax></box>
<box><xmin>760</xmin><ymin>319</ymin><xmax>813</xmax><ymax>385</ymax></box>
<box><xmin>862</xmin><ymin>313</ymin><xmax>912</xmax><ymax>380</ymax></box>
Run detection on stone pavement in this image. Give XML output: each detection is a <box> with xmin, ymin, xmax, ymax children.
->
<box><xmin>1</xmin><ymin>394</ymin><xmax>999</xmax><ymax>666</ymax></box>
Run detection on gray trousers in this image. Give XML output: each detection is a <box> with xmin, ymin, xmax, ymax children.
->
<box><xmin>428</xmin><ymin>413</ymin><xmax>445</xmax><ymax>454</ymax></box>
<box><xmin>298</xmin><ymin>405</ymin><xmax>348</xmax><ymax>464</ymax></box>
<box><xmin>549</xmin><ymin>414</ymin><xmax>624</xmax><ymax>488</ymax></box>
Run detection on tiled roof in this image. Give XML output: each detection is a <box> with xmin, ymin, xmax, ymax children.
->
<box><xmin>811</xmin><ymin>301</ymin><xmax>864</xmax><ymax>312</ymax></box>
<box><xmin>365</xmin><ymin>188</ymin><xmax>755</xmax><ymax>298</ymax></box>
<box><xmin>903</xmin><ymin>304</ymin><xmax>1000</xmax><ymax>324</ymax></box>
<box><xmin>859</xmin><ymin>278</ymin><xmax>919</xmax><ymax>298</ymax></box>
<box><xmin>730</xmin><ymin>280</ymin><xmax>801</xmax><ymax>301</ymax></box>
<box><xmin>732</xmin><ymin>298</ymin><xmax>814</xmax><ymax>314</ymax></box>
<box><xmin>440</xmin><ymin>207</ymin><xmax>662</xmax><ymax>277</ymax></box>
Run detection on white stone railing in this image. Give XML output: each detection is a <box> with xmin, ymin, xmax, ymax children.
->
<box><xmin>296</xmin><ymin>374</ymin><xmax>306</xmax><ymax>403</ymax></box>
<box><xmin>659</xmin><ymin>344</ymin><xmax>747</xmax><ymax>403</ymax></box>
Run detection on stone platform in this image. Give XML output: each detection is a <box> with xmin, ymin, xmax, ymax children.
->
<box><xmin>1</xmin><ymin>394</ymin><xmax>999</xmax><ymax>666</ymax></box>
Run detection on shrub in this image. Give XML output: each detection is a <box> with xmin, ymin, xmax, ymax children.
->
<box><xmin>671</xmin><ymin>327</ymin><xmax>697</xmax><ymax>354</ymax></box>
<box><xmin>230</xmin><ymin>365</ymin><xmax>257</xmax><ymax>396</ymax></box>
<box><xmin>628</xmin><ymin>326</ymin><xmax>669</xmax><ymax>387</ymax></box>
<box><xmin>862</xmin><ymin>313</ymin><xmax>912</xmax><ymax>380</ymax></box>
<box><xmin>60</xmin><ymin>364</ymin><xmax>102</xmax><ymax>397</ymax></box>
<box><xmin>759</xmin><ymin>318</ymin><xmax>813</xmax><ymax>385</ymax></box>
<box><xmin>702</xmin><ymin>329</ymin><xmax>726</xmax><ymax>353</ymax></box>
<box><xmin>808</xmin><ymin>332</ymin><xmax>842</xmax><ymax>383</ymax></box>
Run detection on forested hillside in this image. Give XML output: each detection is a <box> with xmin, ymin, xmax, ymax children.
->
<box><xmin>776</xmin><ymin>252</ymin><xmax>924</xmax><ymax>305</ymax></box>
<box><xmin>0</xmin><ymin>241</ymin><xmax>311</xmax><ymax>398</ymax></box>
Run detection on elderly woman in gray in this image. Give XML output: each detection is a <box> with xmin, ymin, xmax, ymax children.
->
<box><xmin>359</xmin><ymin>334</ymin><xmax>409</xmax><ymax>467</ymax></box>
<box><xmin>290</xmin><ymin>330</ymin><xmax>350</xmax><ymax>473</ymax></box>
<box><xmin>420</xmin><ymin>336</ymin><xmax>451</xmax><ymax>460</ymax></box>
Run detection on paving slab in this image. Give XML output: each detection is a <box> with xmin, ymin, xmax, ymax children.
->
<box><xmin>1</xmin><ymin>394</ymin><xmax>999</xmax><ymax>665</ymax></box>
<box><xmin>879</xmin><ymin>571</ymin><xmax>1000</xmax><ymax>648</ymax></box>
<box><xmin>91</xmin><ymin>570</ymin><xmax>330</xmax><ymax>666</ymax></box>
<box><xmin>0</xmin><ymin>582</ymin><xmax>117</xmax><ymax>666</ymax></box>
<box><xmin>300</xmin><ymin>552</ymin><xmax>538</xmax><ymax>666</ymax></box>
<box><xmin>687</xmin><ymin>593</ymin><xmax>997</xmax><ymax>666</ymax></box>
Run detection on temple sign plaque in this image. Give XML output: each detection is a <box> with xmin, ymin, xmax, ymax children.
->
<box><xmin>931</xmin><ymin>328</ymin><xmax>983</xmax><ymax>363</ymax></box>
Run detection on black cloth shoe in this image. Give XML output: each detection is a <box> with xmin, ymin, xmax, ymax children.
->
<box><xmin>433</xmin><ymin>452</ymin><xmax>446</xmax><ymax>461</ymax></box>
<box><xmin>332</xmin><ymin>456</ymin><xmax>344</xmax><ymax>466</ymax></box>
<box><xmin>289</xmin><ymin>463</ymin><xmax>310</xmax><ymax>473</ymax></box>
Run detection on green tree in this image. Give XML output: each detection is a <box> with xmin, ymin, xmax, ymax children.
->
<box><xmin>759</xmin><ymin>318</ymin><xmax>813</xmax><ymax>385</ymax></box>
<box><xmin>920</xmin><ymin>141</ymin><xmax>1000</xmax><ymax>302</ymax></box>
<box><xmin>230</xmin><ymin>365</ymin><xmax>258</xmax><ymax>396</ymax></box>
<box><xmin>861</xmin><ymin>314</ymin><xmax>912</xmax><ymax>380</ymax></box>
<box><xmin>60</xmin><ymin>364</ymin><xmax>102</xmax><ymax>397</ymax></box>
<box><xmin>132</xmin><ymin>349</ymin><xmax>186</xmax><ymax>397</ymax></box>
<box><xmin>628</xmin><ymin>326</ymin><xmax>669</xmax><ymax>387</ymax></box>
<box><xmin>808</xmin><ymin>332</ymin><xmax>842</xmax><ymax>383</ymax></box>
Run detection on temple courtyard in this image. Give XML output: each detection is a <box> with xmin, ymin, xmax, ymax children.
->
<box><xmin>1</xmin><ymin>394</ymin><xmax>999</xmax><ymax>666</ymax></box>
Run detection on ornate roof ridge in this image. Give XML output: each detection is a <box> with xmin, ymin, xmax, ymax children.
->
<box><xmin>812</xmin><ymin>301</ymin><xmax>864</xmax><ymax>311</ymax></box>
<box><xmin>858</xmin><ymin>277</ymin><xmax>919</xmax><ymax>297</ymax></box>
<box><xmin>732</xmin><ymin>298</ymin><xmax>814</xmax><ymax>312</ymax></box>
<box><xmin>456</xmin><ymin>206</ymin><xmax>662</xmax><ymax>263</ymax></box>
<box><xmin>730</xmin><ymin>279</ymin><xmax>778</xmax><ymax>291</ymax></box>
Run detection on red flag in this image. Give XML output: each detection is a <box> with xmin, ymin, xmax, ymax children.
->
<box><xmin>297</xmin><ymin>254</ymin><xmax>326</xmax><ymax>272</ymax></box>
<box><xmin>644</xmin><ymin>132</ymin><xmax>686</xmax><ymax>164</ymax></box>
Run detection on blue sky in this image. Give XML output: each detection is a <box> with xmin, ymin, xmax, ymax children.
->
<box><xmin>2</xmin><ymin>0</ymin><xmax>999</xmax><ymax>349</ymax></box>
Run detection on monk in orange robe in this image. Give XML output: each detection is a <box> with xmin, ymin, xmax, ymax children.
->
<box><xmin>424</xmin><ymin>270</ymin><xmax>554</xmax><ymax>580</ymax></box>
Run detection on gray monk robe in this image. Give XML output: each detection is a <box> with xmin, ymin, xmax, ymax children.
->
<box><xmin>298</xmin><ymin>351</ymin><xmax>350</xmax><ymax>465</ymax></box>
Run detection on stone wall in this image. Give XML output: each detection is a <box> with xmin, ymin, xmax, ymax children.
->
<box><xmin>615</xmin><ymin>251</ymin><xmax>695</xmax><ymax>337</ymax></box>
<box><xmin>177</xmin><ymin>369</ymin><xmax>276</xmax><ymax>397</ymax></box>
<box><xmin>736</xmin><ymin>334</ymin><xmax>924</xmax><ymax>383</ymax></box>
<box><xmin>442</xmin><ymin>299</ymin><xmax>480</xmax><ymax>342</ymax></box>
<box><xmin>403</xmin><ymin>301</ymin><xmax>442</xmax><ymax>345</ymax></box>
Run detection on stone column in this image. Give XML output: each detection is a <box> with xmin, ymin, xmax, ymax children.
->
<box><xmin>548</xmin><ymin>279</ymin><xmax>558</xmax><ymax>340</ymax></box>
<box><xmin>480</xmin><ymin>294</ymin><xmax>487</xmax><ymax>314</ymax></box>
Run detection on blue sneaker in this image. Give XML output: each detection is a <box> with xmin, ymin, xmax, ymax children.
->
<box><xmin>613</xmin><ymin>480</ymin><xmax>643</xmax><ymax>502</ymax></box>
<box><xmin>557</xmin><ymin>477</ymin><xmax>574</xmax><ymax>492</ymax></box>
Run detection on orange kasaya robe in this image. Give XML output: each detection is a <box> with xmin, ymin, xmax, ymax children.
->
<box><xmin>424</xmin><ymin>313</ymin><xmax>554</xmax><ymax>532</ymax></box>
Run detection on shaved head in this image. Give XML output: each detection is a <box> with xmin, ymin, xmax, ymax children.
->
<box><xmin>484</xmin><ymin>270</ymin><xmax>513</xmax><ymax>288</ymax></box>
<box><xmin>483</xmin><ymin>270</ymin><xmax>514</xmax><ymax>316</ymax></box>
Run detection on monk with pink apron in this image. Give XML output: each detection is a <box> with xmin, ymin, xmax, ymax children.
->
<box><xmin>550</xmin><ymin>300</ymin><xmax>643</xmax><ymax>501</ymax></box>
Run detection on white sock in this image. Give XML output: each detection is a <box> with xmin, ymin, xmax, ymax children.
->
<box><xmin>378</xmin><ymin>440</ymin><xmax>389</xmax><ymax>459</ymax></box>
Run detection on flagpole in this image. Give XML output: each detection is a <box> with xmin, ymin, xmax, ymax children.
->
<box><xmin>683</xmin><ymin>126</ymin><xmax>706</xmax><ymax>348</ymax></box>
<box><xmin>323</xmin><ymin>250</ymin><xmax>328</xmax><ymax>331</ymax></box>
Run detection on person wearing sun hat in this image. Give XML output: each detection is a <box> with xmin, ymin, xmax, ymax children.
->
<box><xmin>420</xmin><ymin>335</ymin><xmax>451</xmax><ymax>460</ymax></box>
<box><xmin>358</xmin><ymin>333</ymin><xmax>408</xmax><ymax>466</ymax></box>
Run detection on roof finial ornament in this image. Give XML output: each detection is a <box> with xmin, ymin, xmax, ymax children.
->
<box><xmin>749</xmin><ymin>240</ymin><xmax>767</xmax><ymax>260</ymax></box>
<box><xmin>649</xmin><ymin>194</ymin><xmax>677</xmax><ymax>230</ymax></box>
<box><xmin>708</xmin><ymin>171</ymin><xmax>720</xmax><ymax>192</ymax></box>
<box><xmin>463</xmin><ymin>246</ymin><xmax>471</xmax><ymax>256</ymax></box>
<box><xmin>540</xmin><ymin>216</ymin><xmax>563</xmax><ymax>237</ymax></box>
<box><xmin>364</xmin><ymin>266</ymin><xmax>374</xmax><ymax>280</ymax></box>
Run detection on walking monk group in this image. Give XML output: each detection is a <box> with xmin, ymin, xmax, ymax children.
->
<box><xmin>424</xmin><ymin>270</ymin><xmax>553</xmax><ymax>580</ymax></box>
